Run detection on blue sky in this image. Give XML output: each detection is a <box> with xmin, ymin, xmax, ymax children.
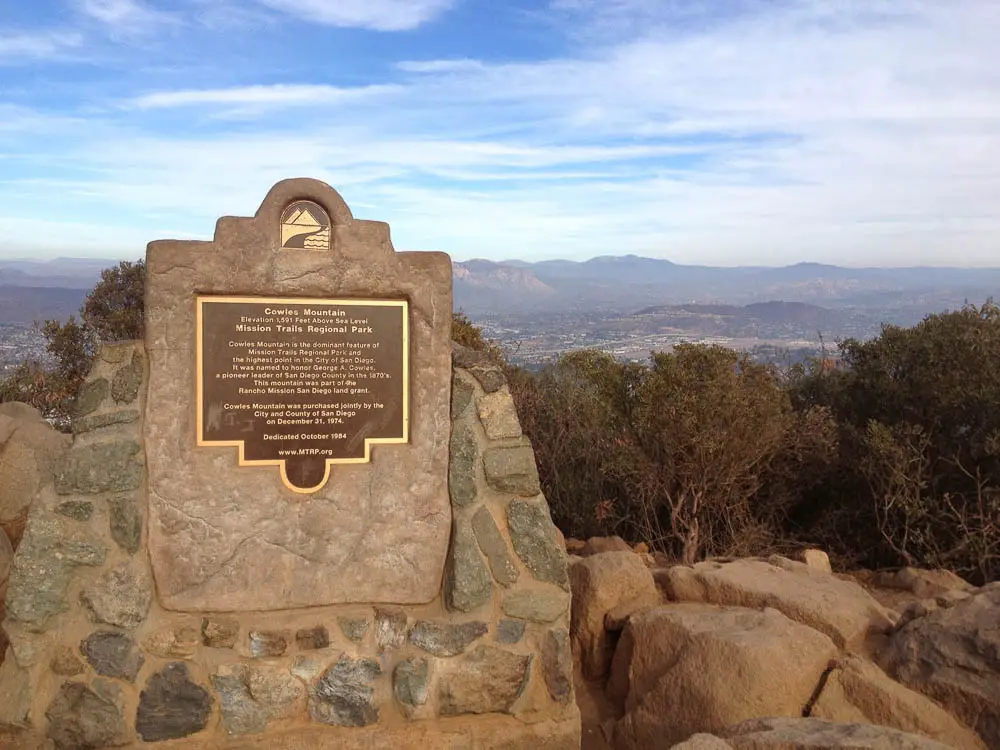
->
<box><xmin>1</xmin><ymin>0</ymin><xmax>998</xmax><ymax>266</ymax></box>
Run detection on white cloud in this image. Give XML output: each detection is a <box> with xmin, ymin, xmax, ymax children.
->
<box><xmin>256</xmin><ymin>0</ymin><xmax>457</xmax><ymax>31</ymax></box>
<box><xmin>131</xmin><ymin>83</ymin><xmax>401</xmax><ymax>109</ymax></box>
<box><xmin>4</xmin><ymin>0</ymin><xmax>1000</xmax><ymax>266</ymax></box>
<box><xmin>75</xmin><ymin>0</ymin><xmax>176</xmax><ymax>31</ymax></box>
<box><xmin>0</xmin><ymin>30</ymin><xmax>82</xmax><ymax>61</ymax></box>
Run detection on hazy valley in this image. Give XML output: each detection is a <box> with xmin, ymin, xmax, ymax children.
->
<box><xmin>1</xmin><ymin>255</ymin><xmax>998</xmax><ymax>370</ymax></box>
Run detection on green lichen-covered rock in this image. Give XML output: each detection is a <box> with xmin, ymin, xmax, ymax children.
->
<box><xmin>81</xmin><ymin>562</ymin><xmax>153</xmax><ymax>630</ymax></box>
<box><xmin>507</xmin><ymin>499</ymin><xmax>569</xmax><ymax>590</ymax></box>
<box><xmin>542</xmin><ymin>629</ymin><xmax>573</xmax><ymax>703</ymax></box>
<box><xmin>111</xmin><ymin>353</ymin><xmax>144</xmax><ymax>404</ymax></box>
<box><xmin>409</xmin><ymin>620</ymin><xmax>488</xmax><ymax>657</ymax></box>
<box><xmin>502</xmin><ymin>589</ymin><xmax>570</xmax><ymax>623</ymax></box>
<box><xmin>46</xmin><ymin>679</ymin><xmax>127</xmax><ymax>750</ymax></box>
<box><xmin>74</xmin><ymin>378</ymin><xmax>109</xmax><ymax>417</ymax></box>
<box><xmin>472</xmin><ymin>506</ymin><xmax>519</xmax><ymax>586</ymax></box>
<box><xmin>55</xmin><ymin>500</ymin><xmax>94</xmax><ymax>522</ymax></box>
<box><xmin>136</xmin><ymin>663</ymin><xmax>212</xmax><ymax>742</ymax></box>
<box><xmin>309</xmin><ymin>656</ymin><xmax>381</xmax><ymax>727</ymax></box>
<box><xmin>452</xmin><ymin>375</ymin><xmax>475</xmax><ymax>418</ymax></box>
<box><xmin>109</xmin><ymin>494</ymin><xmax>141</xmax><ymax>555</ymax></box>
<box><xmin>483</xmin><ymin>442</ymin><xmax>541</xmax><ymax>496</ymax></box>
<box><xmin>55</xmin><ymin>439</ymin><xmax>143</xmax><ymax>495</ymax></box>
<box><xmin>449</xmin><ymin>421</ymin><xmax>479</xmax><ymax>508</ymax></box>
<box><xmin>393</xmin><ymin>658</ymin><xmax>429</xmax><ymax>710</ymax></box>
<box><xmin>80</xmin><ymin>630</ymin><xmax>145</xmax><ymax>682</ymax></box>
<box><xmin>337</xmin><ymin>616</ymin><xmax>370</xmax><ymax>643</ymax></box>
<box><xmin>444</xmin><ymin>521</ymin><xmax>493</xmax><ymax>612</ymax></box>
<box><xmin>73</xmin><ymin>409</ymin><xmax>140</xmax><ymax>435</ymax></box>
<box><xmin>5</xmin><ymin>508</ymin><xmax>106</xmax><ymax>631</ymax></box>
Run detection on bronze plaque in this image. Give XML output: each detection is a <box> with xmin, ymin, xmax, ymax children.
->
<box><xmin>197</xmin><ymin>296</ymin><xmax>408</xmax><ymax>493</ymax></box>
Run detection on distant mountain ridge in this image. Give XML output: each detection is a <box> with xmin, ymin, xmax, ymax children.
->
<box><xmin>1</xmin><ymin>254</ymin><xmax>996</xmax><ymax>321</ymax></box>
<box><xmin>453</xmin><ymin>255</ymin><xmax>1000</xmax><ymax>315</ymax></box>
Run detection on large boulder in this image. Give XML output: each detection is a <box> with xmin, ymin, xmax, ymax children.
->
<box><xmin>0</xmin><ymin>404</ymin><xmax>70</xmax><ymax>543</ymax></box>
<box><xmin>811</xmin><ymin>653</ymin><xmax>986</xmax><ymax>749</ymax></box>
<box><xmin>719</xmin><ymin>717</ymin><xmax>955</xmax><ymax>749</ymax></box>
<box><xmin>610</xmin><ymin>604</ymin><xmax>838</xmax><ymax>748</ymax></box>
<box><xmin>879</xmin><ymin>584</ymin><xmax>1000</xmax><ymax>749</ymax></box>
<box><xmin>569</xmin><ymin>552</ymin><xmax>661</xmax><ymax>679</ymax></box>
<box><xmin>872</xmin><ymin>568</ymin><xmax>974</xmax><ymax>599</ymax></box>
<box><xmin>580</xmin><ymin>537</ymin><xmax>633</xmax><ymax>557</ymax></box>
<box><xmin>663</xmin><ymin>557</ymin><xmax>894</xmax><ymax>648</ymax></box>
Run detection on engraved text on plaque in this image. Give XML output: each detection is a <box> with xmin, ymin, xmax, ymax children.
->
<box><xmin>197</xmin><ymin>296</ymin><xmax>408</xmax><ymax>492</ymax></box>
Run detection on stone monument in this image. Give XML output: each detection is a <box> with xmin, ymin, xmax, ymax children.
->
<box><xmin>0</xmin><ymin>179</ymin><xmax>580</xmax><ymax>748</ymax></box>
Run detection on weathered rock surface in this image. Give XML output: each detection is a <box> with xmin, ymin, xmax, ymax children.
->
<box><xmin>213</xmin><ymin>664</ymin><xmax>303</xmax><ymax>735</ymax></box>
<box><xmin>472</xmin><ymin>505</ymin><xmax>519</xmax><ymax>586</ymax></box>
<box><xmin>202</xmin><ymin>616</ymin><xmax>239</xmax><ymax>648</ymax></box>
<box><xmin>143</xmin><ymin>625</ymin><xmax>199</xmax><ymax>659</ymax></box>
<box><xmin>449</xmin><ymin>422</ymin><xmax>479</xmax><ymax>509</ymax></box>
<box><xmin>798</xmin><ymin>549</ymin><xmax>833</xmax><ymax>574</ymax></box>
<box><xmin>108</xmin><ymin>494</ymin><xmax>141</xmax><ymax>554</ymax></box>
<box><xmin>136</xmin><ymin>662</ymin><xmax>213</xmax><ymax>742</ymax></box>
<box><xmin>374</xmin><ymin>607</ymin><xmax>407</xmax><ymax>652</ymax></box>
<box><xmin>295</xmin><ymin>625</ymin><xmax>330</xmax><ymax>650</ymax></box>
<box><xmin>669</xmin><ymin>735</ymin><xmax>735</xmax><ymax>750</ymax></box>
<box><xmin>445</xmin><ymin>521</ymin><xmax>493</xmax><ymax>612</ymax></box>
<box><xmin>611</xmin><ymin>604</ymin><xmax>838</xmax><ymax>748</ymax></box>
<box><xmin>879</xmin><ymin>585</ymin><xmax>1000</xmax><ymax>749</ymax></box>
<box><xmin>81</xmin><ymin>562</ymin><xmax>152</xmax><ymax>630</ymax></box>
<box><xmin>80</xmin><ymin>630</ymin><xmax>145</xmax><ymax>682</ymax></box>
<box><xmin>663</xmin><ymin>557</ymin><xmax>894</xmax><ymax>648</ymax></box>
<box><xmin>719</xmin><ymin>717</ymin><xmax>955</xmax><ymax>750</ymax></box>
<box><xmin>45</xmin><ymin>679</ymin><xmax>128</xmax><ymax>750</ymax></box>
<box><xmin>394</xmin><ymin>657</ymin><xmax>430</xmax><ymax>710</ymax></box>
<box><xmin>0</xmin><ymin>406</ymin><xmax>70</xmax><ymax>527</ymax></box>
<box><xmin>484</xmin><ymin>442</ymin><xmax>542</xmax><ymax>496</ymax></box>
<box><xmin>0</xmin><ymin>656</ymin><xmax>32</xmax><ymax>727</ymax></box>
<box><xmin>542</xmin><ymin>628</ymin><xmax>573</xmax><ymax>703</ymax></box>
<box><xmin>309</xmin><ymin>656</ymin><xmax>381</xmax><ymax>727</ymax></box>
<box><xmin>452</xmin><ymin>344</ymin><xmax>506</xmax><ymax>393</ymax></box>
<box><xmin>475</xmin><ymin>388</ymin><xmax>522</xmax><ymax>440</ymax></box>
<box><xmin>55</xmin><ymin>439</ymin><xmax>143</xmax><ymax>495</ymax></box>
<box><xmin>338</xmin><ymin>616</ymin><xmax>370</xmax><ymax>642</ymax></box>
<box><xmin>507</xmin><ymin>499</ymin><xmax>569</xmax><ymax>589</ymax></box>
<box><xmin>496</xmin><ymin>619</ymin><xmax>525</xmax><ymax>644</ymax></box>
<box><xmin>873</xmin><ymin>567</ymin><xmax>974</xmax><ymax>599</ymax></box>
<box><xmin>409</xmin><ymin>620</ymin><xmax>488</xmax><ymax>656</ymax></box>
<box><xmin>111</xmin><ymin>352</ymin><xmax>143</xmax><ymax>403</ymax></box>
<box><xmin>248</xmin><ymin>630</ymin><xmax>288</xmax><ymax>658</ymax></box>
<box><xmin>438</xmin><ymin>646</ymin><xmax>531</xmax><ymax>716</ymax></box>
<box><xmin>569</xmin><ymin>551</ymin><xmax>660</xmax><ymax>679</ymax></box>
<box><xmin>580</xmin><ymin>536</ymin><xmax>633</xmax><ymax>556</ymax></box>
<box><xmin>502</xmin><ymin>588</ymin><xmax>570</xmax><ymax>623</ymax></box>
<box><xmin>811</xmin><ymin>653</ymin><xmax>986</xmax><ymax>749</ymax></box>
<box><xmin>5</xmin><ymin>507</ymin><xmax>105</xmax><ymax>630</ymax></box>
<box><xmin>50</xmin><ymin>645</ymin><xmax>86</xmax><ymax>676</ymax></box>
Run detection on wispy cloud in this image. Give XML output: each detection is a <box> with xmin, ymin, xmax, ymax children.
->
<box><xmin>256</xmin><ymin>0</ymin><xmax>458</xmax><ymax>31</ymax></box>
<box><xmin>74</xmin><ymin>0</ymin><xmax>177</xmax><ymax>32</ymax></box>
<box><xmin>131</xmin><ymin>83</ymin><xmax>402</xmax><ymax>109</ymax></box>
<box><xmin>0</xmin><ymin>30</ymin><xmax>82</xmax><ymax>61</ymax></box>
<box><xmin>3</xmin><ymin>0</ymin><xmax>1000</xmax><ymax>265</ymax></box>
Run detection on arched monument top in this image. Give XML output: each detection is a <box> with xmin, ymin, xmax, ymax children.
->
<box><xmin>253</xmin><ymin>177</ymin><xmax>355</xmax><ymax>227</ymax></box>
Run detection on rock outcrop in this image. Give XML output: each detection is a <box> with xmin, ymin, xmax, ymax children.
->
<box><xmin>610</xmin><ymin>604</ymin><xmax>838</xmax><ymax>748</ymax></box>
<box><xmin>569</xmin><ymin>551</ymin><xmax>661</xmax><ymax>679</ymax></box>
<box><xmin>879</xmin><ymin>584</ymin><xmax>1000</xmax><ymax>749</ymax></box>
<box><xmin>662</xmin><ymin>556</ymin><xmax>895</xmax><ymax>648</ymax></box>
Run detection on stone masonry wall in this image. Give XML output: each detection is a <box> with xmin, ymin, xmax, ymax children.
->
<box><xmin>0</xmin><ymin>341</ymin><xmax>580</xmax><ymax>749</ymax></box>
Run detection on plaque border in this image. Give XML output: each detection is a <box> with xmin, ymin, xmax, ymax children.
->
<box><xmin>195</xmin><ymin>295</ymin><xmax>410</xmax><ymax>494</ymax></box>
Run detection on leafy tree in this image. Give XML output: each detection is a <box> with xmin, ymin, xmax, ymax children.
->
<box><xmin>790</xmin><ymin>301</ymin><xmax>1000</xmax><ymax>582</ymax></box>
<box><xmin>513</xmin><ymin>345</ymin><xmax>836</xmax><ymax>562</ymax></box>
<box><xmin>0</xmin><ymin>260</ymin><xmax>145</xmax><ymax>424</ymax></box>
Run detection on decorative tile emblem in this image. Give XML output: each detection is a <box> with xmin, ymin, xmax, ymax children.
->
<box><xmin>280</xmin><ymin>200</ymin><xmax>331</xmax><ymax>250</ymax></box>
